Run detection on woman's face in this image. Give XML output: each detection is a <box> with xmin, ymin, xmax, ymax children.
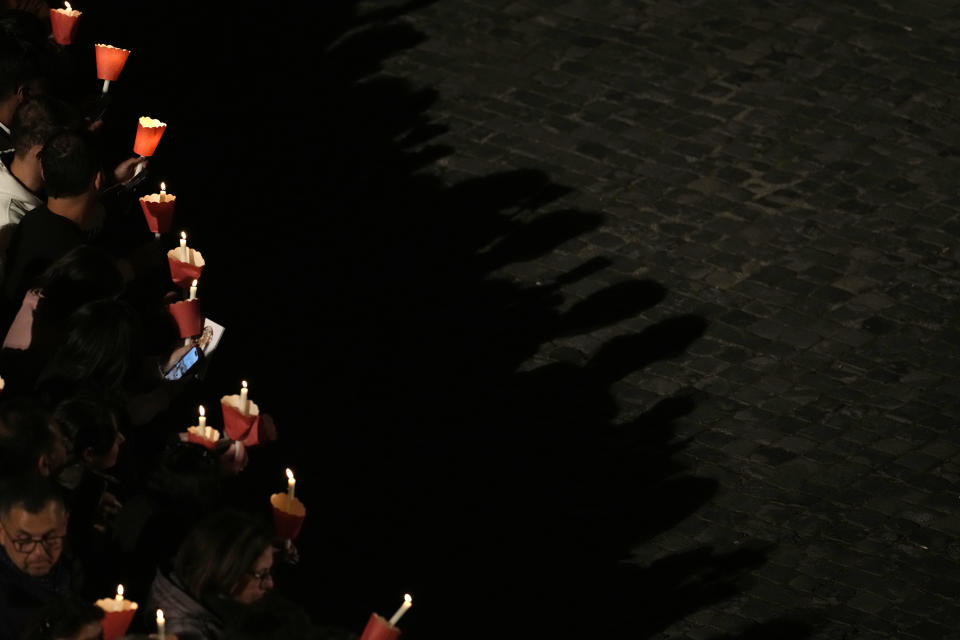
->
<box><xmin>233</xmin><ymin>545</ymin><xmax>275</xmax><ymax>604</ymax></box>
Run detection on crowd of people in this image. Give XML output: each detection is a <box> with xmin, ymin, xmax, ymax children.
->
<box><xmin>0</xmin><ymin>7</ymin><xmax>341</xmax><ymax>640</ymax></box>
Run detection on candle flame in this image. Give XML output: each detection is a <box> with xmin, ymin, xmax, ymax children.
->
<box><xmin>199</xmin><ymin>405</ymin><xmax>205</xmax><ymax>417</ymax></box>
<box><xmin>116</xmin><ymin>584</ymin><xmax>124</xmax><ymax>599</ymax></box>
<box><xmin>404</xmin><ymin>593</ymin><xmax>413</xmax><ymax>604</ymax></box>
<box><xmin>64</xmin><ymin>1</ymin><xmax>72</xmax><ymax>9</ymax></box>
<box><xmin>286</xmin><ymin>468</ymin><xmax>294</xmax><ymax>481</ymax></box>
<box><xmin>180</xmin><ymin>231</ymin><xmax>186</xmax><ymax>240</ymax></box>
<box><xmin>191</xmin><ymin>279</ymin><xmax>198</xmax><ymax>287</ymax></box>
<box><xmin>156</xmin><ymin>609</ymin><xmax>164</xmax><ymax>623</ymax></box>
<box><xmin>242</xmin><ymin>380</ymin><xmax>248</xmax><ymax>389</ymax></box>
<box><xmin>160</xmin><ymin>181</ymin><xmax>166</xmax><ymax>191</ymax></box>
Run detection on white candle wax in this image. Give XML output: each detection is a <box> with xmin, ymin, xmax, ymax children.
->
<box><xmin>115</xmin><ymin>584</ymin><xmax>124</xmax><ymax>601</ymax></box>
<box><xmin>179</xmin><ymin>231</ymin><xmax>188</xmax><ymax>262</ymax></box>
<box><xmin>188</xmin><ymin>279</ymin><xmax>197</xmax><ymax>301</ymax></box>
<box><xmin>240</xmin><ymin>380</ymin><xmax>249</xmax><ymax>414</ymax></box>
<box><xmin>286</xmin><ymin>468</ymin><xmax>295</xmax><ymax>500</ymax></box>
<box><xmin>198</xmin><ymin>405</ymin><xmax>206</xmax><ymax>428</ymax></box>
<box><xmin>157</xmin><ymin>609</ymin><xmax>165</xmax><ymax>640</ymax></box>
<box><xmin>102</xmin><ymin>79</ymin><xmax>110</xmax><ymax>93</ymax></box>
<box><xmin>388</xmin><ymin>594</ymin><xmax>413</xmax><ymax>626</ymax></box>
<box><xmin>159</xmin><ymin>181</ymin><xmax>167</xmax><ymax>203</ymax></box>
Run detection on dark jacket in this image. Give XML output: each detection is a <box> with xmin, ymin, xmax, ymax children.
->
<box><xmin>0</xmin><ymin>546</ymin><xmax>74</xmax><ymax>640</ymax></box>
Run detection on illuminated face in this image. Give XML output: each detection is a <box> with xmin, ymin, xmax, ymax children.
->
<box><xmin>0</xmin><ymin>501</ymin><xmax>68</xmax><ymax>577</ymax></box>
<box><xmin>232</xmin><ymin>545</ymin><xmax>274</xmax><ymax>605</ymax></box>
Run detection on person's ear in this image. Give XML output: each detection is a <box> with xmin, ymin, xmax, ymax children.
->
<box><xmin>15</xmin><ymin>85</ymin><xmax>25</xmax><ymax>103</ymax></box>
<box><xmin>93</xmin><ymin>170</ymin><xmax>103</xmax><ymax>191</ymax></box>
<box><xmin>29</xmin><ymin>145</ymin><xmax>42</xmax><ymax>162</ymax></box>
<box><xmin>37</xmin><ymin>454</ymin><xmax>51</xmax><ymax>477</ymax></box>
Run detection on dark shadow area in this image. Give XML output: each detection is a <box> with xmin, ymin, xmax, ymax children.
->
<box><xmin>77</xmin><ymin>0</ymin><xmax>814</xmax><ymax>637</ymax></box>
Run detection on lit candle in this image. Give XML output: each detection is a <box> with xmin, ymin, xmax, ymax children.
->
<box><xmin>188</xmin><ymin>279</ymin><xmax>197</xmax><ymax>301</ymax></box>
<box><xmin>115</xmin><ymin>584</ymin><xmax>124</xmax><ymax>602</ymax></box>
<box><xmin>240</xmin><ymin>380</ymin><xmax>249</xmax><ymax>414</ymax></box>
<box><xmin>50</xmin><ymin>2</ymin><xmax>81</xmax><ymax>45</ymax></box>
<box><xmin>159</xmin><ymin>181</ymin><xmax>167</xmax><ymax>203</ymax></box>
<box><xmin>286</xmin><ymin>468</ymin><xmax>295</xmax><ymax>500</ymax></box>
<box><xmin>156</xmin><ymin>609</ymin><xmax>165</xmax><ymax>640</ymax></box>
<box><xmin>180</xmin><ymin>231</ymin><xmax>188</xmax><ymax>262</ymax></box>
<box><xmin>388</xmin><ymin>594</ymin><xmax>413</xmax><ymax>626</ymax></box>
<box><xmin>65</xmin><ymin>1</ymin><xmax>72</xmax><ymax>7</ymax></box>
<box><xmin>198</xmin><ymin>405</ymin><xmax>206</xmax><ymax>428</ymax></box>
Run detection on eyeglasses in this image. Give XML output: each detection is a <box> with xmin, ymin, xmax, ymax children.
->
<box><xmin>6</xmin><ymin>533</ymin><xmax>66</xmax><ymax>555</ymax></box>
<box><xmin>247</xmin><ymin>567</ymin><xmax>273</xmax><ymax>587</ymax></box>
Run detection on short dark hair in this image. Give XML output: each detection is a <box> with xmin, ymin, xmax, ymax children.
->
<box><xmin>34</xmin><ymin>245</ymin><xmax>124</xmax><ymax>320</ymax></box>
<box><xmin>22</xmin><ymin>597</ymin><xmax>103</xmax><ymax>640</ymax></box>
<box><xmin>175</xmin><ymin>509</ymin><xmax>274</xmax><ymax>601</ymax></box>
<box><xmin>0</xmin><ymin>40</ymin><xmax>35</xmax><ymax>101</ymax></box>
<box><xmin>38</xmin><ymin>129</ymin><xmax>100</xmax><ymax>198</ymax></box>
<box><xmin>11</xmin><ymin>97</ymin><xmax>63</xmax><ymax>157</ymax></box>
<box><xmin>0</xmin><ymin>474</ymin><xmax>66</xmax><ymax>519</ymax></box>
<box><xmin>0</xmin><ymin>400</ymin><xmax>56</xmax><ymax>477</ymax></box>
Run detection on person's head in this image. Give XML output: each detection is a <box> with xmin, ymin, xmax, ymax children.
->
<box><xmin>40</xmin><ymin>299</ymin><xmax>142</xmax><ymax>392</ymax></box>
<box><xmin>0</xmin><ymin>475</ymin><xmax>68</xmax><ymax>576</ymax></box>
<box><xmin>0</xmin><ymin>399</ymin><xmax>67</xmax><ymax>477</ymax></box>
<box><xmin>0</xmin><ymin>40</ymin><xmax>37</xmax><ymax>122</ymax></box>
<box><xmin>34</xmin><ymin>246</ymin><xmax>124</xmax><ymax>321</ymax></box>
<box><xmin>22</xmin><ymin>597</ymin><xmax>103</xmax><ymax>640</ymax></box>
<box><xmin>38</xmin><ymin>129</ymin><xmax>101</xmax><ymax>199</ymax></box>
<box><xmin>11</xmin><ymin>96</ymin><xmax>63</xmax><ymax>160</ymax></box>
<box><xmin>53</xmin><ymin>395</ymin><xmax>124</xmax><ymax>471</ymax></box>
<box><xmin>174</xmin><ymin>509</ymin><xmax>275</xmax><ymax>605</ymax></box>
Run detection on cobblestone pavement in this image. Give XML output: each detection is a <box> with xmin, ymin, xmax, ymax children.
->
<box><xmin>344</xmin><ymin>0</ymin><xmax>960</xmax><ymax>637</ymax></box>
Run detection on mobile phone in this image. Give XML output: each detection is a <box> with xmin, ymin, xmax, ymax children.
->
<box><xmin>163</xmin><ymin>345</ymin><xmax>203</xmax><ymax>381</ymax></box>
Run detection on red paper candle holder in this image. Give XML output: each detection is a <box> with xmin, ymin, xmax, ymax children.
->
<box><xmin>94</xmin><ymin>600</ymin><xmax>137</xmax><ymax>640</ymax></box>
<box><xmin>133</xmin><ymin>116</ymin><xmax>166</xmax><ymax>156</ymax></box>
<box><xmin>168</xmin><ymin>299</ymin><xmax>204</xmax><ymax>339</ymax></box>
<box><xmin>221</xmin><ymin>394</ymin><xmax>261</xmax><ymax>446</ymax></box>
<box><xmin>270</xmin><ymin>493</ymin><xmax>306</xmax><ymax>540</ymax></box>
<box><xmin>360</xmin><ymin>613</ymin><xmax>402</xmax><ymax>640</ymax></box>
<box><xmin>140</xmin><ymin>194</ymin><xmax>176</xmax><ymax>234</ymax></box>
<box><xmin>166</xmin><ymin>247</ymin><xmax>205</xmax><ymax>288</ymax></box>
<box><xmin>49</xmin><ymin>7</ymin><xmax>81</xmax><ymax>45</ymax></box>
<box><xmin>186</xmin><ymin>425</ymin><xmax>220</xmax><ymax>450</ymax></box>
<box><xmin>95</xmin><ymin>44</ymin><xmax>130</xmax><ymax>81</ymax></box>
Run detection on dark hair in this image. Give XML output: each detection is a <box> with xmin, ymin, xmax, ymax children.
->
<box><xmin>53</xmin><ymin>395</ymin><xmax>119</xmax><ymax>458</ymax></box>
<box><xmin>175</xmin><ymin>509</ymin><xmax>273</xmax><ymax>602</ymax></box>
<box><xmin>33</xmin><ymin>245</ymin><xmax>124</xmax><ymax>320</ymax></box>
<box><xmin>0</xmin><ymin>40</ymin><xmax>35</xmax><ymax>101</ymax></box>
<box><xmin>22</xmin><ymin>596</ymin><xmax>103</xmax><ymax>640</ymax></box>
<box><xmin>0</xmin><ymin>399</ymin><xmax>56</xmax><ymax>477</ymax></box>
<box><xmin>40</xmin><ymin>299</ymin><xmax>142</xmax><ymax>391</ymax></box>
<box><xmin>11</xmin><ymin>96</ymin><xmax>63</xmax><ymax>157</ymax></box>
<box><xmin>0</xmin><ymin>474</ymin><xmax>66</xmax><ymax>518</ymax></box>
<box><xmin>38</xmin><ymin>129</ymin><xmax>100</xmax><ymax>198</ymax></box>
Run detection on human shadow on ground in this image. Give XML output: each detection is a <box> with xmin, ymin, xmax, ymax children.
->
<box><xmin>107</xmin><ymin>0</ymin><xmax>821</xmax><ymax>637</ymax></box>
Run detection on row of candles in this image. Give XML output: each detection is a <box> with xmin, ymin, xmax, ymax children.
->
<box><xmin>99</xmin><ymin>585</ymin><xmax>412</xmax><ymax>639</ymax></box>
<box><xmin>54</xmin><ymin>2</ymin><xmax>417</xmax><ymax>636</ymax></box>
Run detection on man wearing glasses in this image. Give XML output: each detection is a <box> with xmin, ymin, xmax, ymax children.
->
<box><xmin>0</xmin><ymin>475</ymin><xmax>74</xmax><ymax>640</ymax></box>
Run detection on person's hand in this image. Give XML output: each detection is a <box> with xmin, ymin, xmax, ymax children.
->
<box><xmin>99</xmin><ymin>491</ymin><xmax>122</xmax><ymax>518</ymax></box>
<box><xmin>163</xmin><ymin>342</ymin><xmax>194</xmax><ymax>374</ymax></box>
<box><xmin>113</xmin><ymin>156</ymin><xmax>146</xmax><ymax>184</ymax></box>
<box><xmin>260</xmin><ymin>413</ymin><xmax>279</xmax><ymax>443</ymax></box>
<box><xmin>219</xmin><ymin>440</ymin><xmax>248</xmax><ymax>476</ymax></box>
